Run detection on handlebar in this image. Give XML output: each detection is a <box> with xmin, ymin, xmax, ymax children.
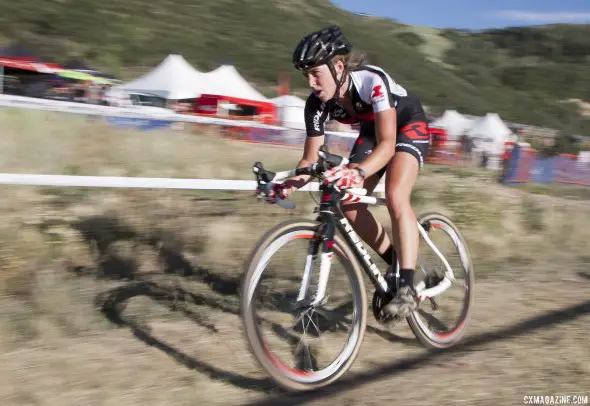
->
<box><xmin>253</xmin><ymin>145</ymin><xmax>350</xmax><ymax>209</ymax></box>
<box><xmin>253</xmin><ymin>144</ymin><xmax>348</xmax><ymax>183</ymax></box>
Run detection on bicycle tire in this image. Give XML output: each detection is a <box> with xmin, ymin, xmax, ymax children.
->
<box><xmin>407</xmin><ymin>212</ymin><xmax>475</xmax><ymax>350</ymax></box>
<box><xmin>240</xmin><ymin>218</ymin><xmax>368</xmax><ymax>392</ymax></box>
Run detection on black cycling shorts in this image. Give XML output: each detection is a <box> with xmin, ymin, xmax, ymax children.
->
<box><xmin>348</xmin><ymin>120</ymin><xmax>431</xmax><ymax>179</ymax></box>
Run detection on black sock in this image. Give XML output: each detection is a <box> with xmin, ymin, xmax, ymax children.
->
<box><xmin>399</xmin><ymin>268</ymin><xmax>414</xmax><ymax>288</ymax></box>
<box><xmin>379</xmin><ymin>245</ymin><xmax>396</xmax><ymax>266</ymax></box>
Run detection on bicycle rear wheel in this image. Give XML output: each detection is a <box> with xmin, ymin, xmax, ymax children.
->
<box><xmin>407</xmin><ymin>212</ymin><xmax>474</xmax><ymax>350</ymax></box>
<box><xmin>240</xmin><ymin>219</ymin><xmax>367</xmax><ymax>392</ymax></box>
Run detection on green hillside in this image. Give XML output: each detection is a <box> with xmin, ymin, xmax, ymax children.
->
<box><xmin>1</xmin><ymin>0</ymin><xmax>589</xmax><ymax>133</ymax></box>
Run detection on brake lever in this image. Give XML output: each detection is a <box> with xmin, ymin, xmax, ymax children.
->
<box><xmin>253</xmin><ymin>161</ymin><xmax>276</xmax><ymax>183</ymax></box>
<box><xmin>255</xmin><ymin>182</ymin><xmax>296</xmax><ymax>210</ymax></box>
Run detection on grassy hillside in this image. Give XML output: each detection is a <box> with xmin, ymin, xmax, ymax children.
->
<box><xmin>1</xmin><ymin>1</ymin><xmax>589</xmax><ymax>133</ymax></box>
<box><xmin>440</xmin><ymin>25</ymin><xmax>590</xmax><ymax>133</ymax></box>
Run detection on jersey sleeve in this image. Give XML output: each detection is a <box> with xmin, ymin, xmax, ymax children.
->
<box><xmin>304</xmin><ymin>93</ymin><xmax>329</xmax><ymax>137</ymax></box>
<box><xmin>367</xmin><ymin>74</ymin><xmax>396</xmax><ymax>113</ymax></box>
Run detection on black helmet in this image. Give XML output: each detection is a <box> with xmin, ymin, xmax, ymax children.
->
<box><xmin>292</xmin><ymin>25</ymin><xmax>352</xmax><ymax>71</ymax></box>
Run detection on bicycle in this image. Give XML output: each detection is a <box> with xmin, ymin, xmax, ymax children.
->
<box><xmin>240</xmin><ymin>145</ymin><xmax>474</xmax><ymax>392</ymax></box>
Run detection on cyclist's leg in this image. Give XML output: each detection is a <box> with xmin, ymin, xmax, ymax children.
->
<box><xmin>385</xmin><ymin>151</ymin><xmax>420</xmax><ymax>274</ymax></box>
<box><xmin>342</xmin><ymin>123</ymin><xmax>394</xmax><ymax>265</ymax></box>
<box><xmin>384</xmin><ymin>115</ymin><xmax>430</xmax><ymax>316</ymax></box>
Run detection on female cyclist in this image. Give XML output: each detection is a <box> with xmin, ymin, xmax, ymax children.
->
<box><xmin>264</xmin><ymin>25</ymin><xmax>431</xmax><ymax>318</ymax></box>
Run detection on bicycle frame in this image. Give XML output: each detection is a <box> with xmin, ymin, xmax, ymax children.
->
<box><xmin>253</xmin><ymin>158</ymin><xmax>456</xmax><ymax>307</ymax></box>
<box><xmin>298</xmin><ymin>184</ymin><xmax>455</xmax><ymax>306</ymax></box>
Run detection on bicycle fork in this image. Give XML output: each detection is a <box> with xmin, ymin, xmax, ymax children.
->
<box><xmin>296</xmin><ymin>188</ymin><xmax>340</xmax><ymax>308</ymax></box>
<box><xmin>296</xmin><ymin>219</ymin><xmax>334</xmax><ymax>307</ymax></box>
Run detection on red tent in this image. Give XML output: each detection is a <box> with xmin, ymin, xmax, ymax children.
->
<box><xmin>0</xmin><ymin>58</ymin><xmax>62</xmax><ymax>73</ymax></box>
<box><xmin>0</xmin><ymin>43</ymin><xmax>62</xmax><ymax>73</ymax></box>
<box><xmin>195</xmin><ymin>94</ymin><xmax>277</xmax><ymax>125</ymax></box>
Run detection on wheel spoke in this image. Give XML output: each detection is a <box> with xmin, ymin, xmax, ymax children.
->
<box><xmin>241</xmin><ymin>221</ymin><xmax>368</xmax><ymax>389</ymax></box>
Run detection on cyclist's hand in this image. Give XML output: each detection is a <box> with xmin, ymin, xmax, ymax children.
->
<box><xmin>256</xmin><ymin>183</ymin><xmax>294</xmax><ymax>204</ymax></box>
<box><xmin>323</xmin><ymin>167</ymin><xmax>363</xmax><ymax>189</ymax></box>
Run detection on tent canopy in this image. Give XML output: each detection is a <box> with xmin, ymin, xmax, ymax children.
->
<box><xmin>467</xmin><ymin>113</ymin><xmax>513</xmax><ymax>154</ymax></box>
<box><xmin>271</xmin><ymin>94</ymin><xmax>306</xmax><ymax>107</ymax></box>
<box><xmin>0</xmin><ymin>58</ymin><xmax>62</xmax><ymax>73</ymax></box>
<box><xmin>271</xmin><ymin>95</ymin><xmax>306</xmax><ymax>129</ymax></box>
<box><xmin>429</xmin><ymin>109</ymin><xmax>474</xmax><ymax>140</ymax></box>
<box><xmin>112</xmin><ymin>55</ymin><xmax>269</xmax><ymax>103</ymax></box>
<box><xmin>113</xmin><ymin>54</ymin><xmax>209</xmax><ymax>100</ymax></box>
<box><xmin>201</xmin><ymin>65</ymin><xmax>268</xmax><ymax>102</ymax></box>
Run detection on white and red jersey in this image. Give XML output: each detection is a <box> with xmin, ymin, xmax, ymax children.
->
<box><xmin>304</xmin><ymin>64</ymin><xmax>426</xmax><ymax>137</ymax></box>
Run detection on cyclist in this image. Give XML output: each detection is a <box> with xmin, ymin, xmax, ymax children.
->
<box><xmin>262</xmin><ymin>25</ymin><xmax>430</xmax><ymax>318</ymax></box>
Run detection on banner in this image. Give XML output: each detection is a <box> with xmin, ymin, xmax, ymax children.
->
<box><xmin>502</xmin><ymin>145</ymin><xmax>589</xmax><ymax>186</ymax></box>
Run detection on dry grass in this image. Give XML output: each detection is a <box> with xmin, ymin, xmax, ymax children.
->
<box><xmin>0</xmin><ymin>109</ymin><xmax>588</xmax><ymax>405</ymax></box>
<box><xmin>0</xmin><ymin>108</ymin><xmax>303</xmax><ymax>178</ymax></box>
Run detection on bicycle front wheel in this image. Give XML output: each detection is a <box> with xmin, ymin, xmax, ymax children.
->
<box><xmin>240</xmin><ymin>219</ymin><xmax>367</xmax><ymax>392</ymax></box>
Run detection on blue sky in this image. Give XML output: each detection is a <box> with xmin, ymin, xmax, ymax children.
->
<box><xmin>331</xmin><ymin>0</ymin><xmax>590</xmax><ymax>30</ymax></box>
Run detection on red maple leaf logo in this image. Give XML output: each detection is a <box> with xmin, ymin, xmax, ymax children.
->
<box><xmin>371</xmin><ymin>85</ymin><xmax>383</xmax><ymax>99</ymax></box>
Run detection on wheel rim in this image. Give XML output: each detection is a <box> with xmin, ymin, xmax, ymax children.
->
<box><xmin>413</xmin><ymin>218</ymin><xmax>472</xmax><ymax>344</ymax></box>
<box><xmin>245</xmin><ymin>230</ymin><xmax>363</xmax><ymax>384</ymax></box>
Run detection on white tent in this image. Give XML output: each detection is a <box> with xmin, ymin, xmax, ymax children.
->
<box><xmin>429</xmin><ymin>110</ymin><xmax>474</xmax><ymax>140</ymax></box>
<box><xmin>202</xmin><ymin>65</ymin><xmax>268</xmax><ymax>102</ymax></box>
<box><xmin>271</xmin><ymin>95</ymin><xmax>306</xmax><ymax>129</ymax></box>
<box><xmin>112</xmin><ymin>54</ymin><xmax>211</xmax><ymax>100</ymax></box>
<box><xmin>467</xmin><ymin>113</ymin><xmax>513</xmax><ymax>154</ymax></box>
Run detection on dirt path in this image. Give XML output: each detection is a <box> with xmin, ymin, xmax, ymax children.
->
<box><xmin>1</xmin><ymin>109</ymin><xmax>588</xmax><ymax>405</ymax></box>
<box><xmin>0</xmin><ymin>267</ymin><xmax>587</xmax><ymax>406</ymax></box>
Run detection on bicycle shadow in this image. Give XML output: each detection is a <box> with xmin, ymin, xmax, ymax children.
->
<box><xmin>95</xmin><ymin>280</ymin><xmax>277</xmax><ymax>392</ymax></box>
<box><xmin>70</xmin><ymin>214</ymin><xmax>240</xmax><ymax>295</ymax></box>
<box><xmin>67</xmin><ymin>214</ymin><xmax>277</xmax><ymax>391</ymax></box>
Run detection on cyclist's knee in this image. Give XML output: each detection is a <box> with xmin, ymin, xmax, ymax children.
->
<box><xmin>386</xmin><ymin>188</ymin><xmax>413</xmax><ymax>219</ymax></box>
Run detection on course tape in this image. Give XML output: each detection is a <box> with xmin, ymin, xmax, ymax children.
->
<box><xmin>0</xmin><ymin>94</ymin><xmax>359</xmax><ymax>138</ymax></box>
<box><xmin>0</xmin><ymin>173</ymin><xmax>386</xmax><ymax>193</ymax></box>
